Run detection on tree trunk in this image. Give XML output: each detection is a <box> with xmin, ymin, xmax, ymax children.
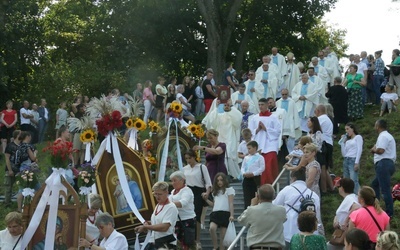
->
<box><xmin>197</xmin><ymin>0</ymin><xmax>244</xmax><ymax>85</ymax></box>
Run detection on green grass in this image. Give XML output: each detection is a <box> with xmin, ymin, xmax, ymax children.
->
<box><xmin>322</xmin><ymin>105</ymin><xmax>400</xmax><ymax>238</ymax></box>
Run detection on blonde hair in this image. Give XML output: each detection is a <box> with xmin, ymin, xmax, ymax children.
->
<box><xmin>376</xmin><ymin>231</ymin><xmax>400</xmax><ymax>250</ymax></box>
<box><xmin>206</xmin><ymin>129</ymin><xmax>219</xmax><ymax>137</ymax></box>
<box><xmin>299</xmin><ymin>136</ymin><xmax>313</xmax><ymax>147</ymax></box>
<box><xmin>89</xmin><ymin>194</ymin><xmax>103</xmax><ymax>209</ymax></box>
<box><xmin>359</xmin><ymin>186</ymin><xmax>383</xmax><ymax>214</ymax></box>
<box><xmin>152</xmin><ymin>181</ymin><xmax>169</xmax><ymax>192</ymax></box>
<box><xmin>303</xmin><ymin>143</ymin><xmax>318</xmax><ymax>153</ymax></box>
<box><xmin>5</xmin><ymin>212</ymin><xmax>22</xmax><ymax>226</ymax></box>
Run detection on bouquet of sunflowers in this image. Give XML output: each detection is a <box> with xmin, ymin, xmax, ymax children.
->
<box><xmin>167</xmin><ymin>101</ymin><xmax>183</xmax><ymax>119</ymax></box>
<box><xmin>148</xmin><ymin>120</ymin><xmax>161</xmax><ymax>133</ymax></box>
<box><xmin>126</xmin><ymin>116</ymin><xmax>147</xmax><ymax>131</ymax></box>
<box><xmin>80</xmin><ymin>128</ymin><xmax>96</xmax><ymax>143</ymax></box>
<box><xmin>187</xmin><ymin>123</ymin><xmax>205</xmax><ymax>139</ymax></box>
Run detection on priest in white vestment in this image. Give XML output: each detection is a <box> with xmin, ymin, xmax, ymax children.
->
<box><xmin>308</xmin><ymin>67</ymin><xmax>328</xmax><ymax>104</ymax></box>
<box><xmin>325</xmin><ymin>47</ymin><xmax>342</xmax><ymax>76</ymax></box>
<box><xmin>202</xmin><ymin>101</ymin><xmax>243</xmax><ymax>179</ymax></box>
<box><xmin>319</xmin><ymin>50</ymin><xmax>340</xmax><ymax>85</ymax></box>
<box><xmin>248</xmin><ymin>98</ymin><xmax>281</xmax><ymax>185</ymax></box>
<box><xmin>231</xmin><ymin>83</ymin><xmax>256</xmax><ymax>113</ymax></box>
<box><xmin>291</xmin><ymin>74</ymin><xmax>320</xmax><ymax>132</ymax></box>
<box><xmin>308</xmin><ymin>57</ymin><xmax>330</xmax><ymax>89</ymax></box>
<box><xmin>258</xmin><ymin>63</ymin><xmax>278</xmax><ymax>100</ymax></box>
<box><xmin>256</xmin><ymin>56</ymin><xmax>279</xmax><ymax>83</ymax></box>
<box><xmin>276</xmin><ymin>88</ymin><xmax>301</xmax><ymax>153</ymax></box>
<box><xmin>284</xmin><ymin>52</ymin><xmax>301</xmax><ymax>97</ymax></box>
<box><xmin>270</xmin><ymin>47</ymin><xmax>288</xmax><ymax>80</ymax></box>
<box><xmin>244</xmin><ymin>70</ymin><xmax>263</xmax><ymax>113</ymax></box>
<box><xmin>267</xmin><ymin>97</ymin><xmax>286</xmax><ymax>149</ymax></box>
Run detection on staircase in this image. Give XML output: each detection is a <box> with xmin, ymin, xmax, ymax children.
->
<box><xmin>199</xmin><ymin>169</ymin><xmax>289</xmax><ymax>249</ymax></box>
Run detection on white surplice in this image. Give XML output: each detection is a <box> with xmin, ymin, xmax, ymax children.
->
<box><xmin>244</xmin><ymin>79</ymin><xmax>263</xmax><ymax>113</ymax></box>
<box><xmin>276</xmin><ymin>98</ymin><xmax>301</xmax><ymax>139</ymax></box>
<box><xmin>231</xmin><ymin>91</ymin><xmax>257</xmax><ymax>114</ymax></box>
<box><xmin>284</xmin><ymin>62</ymin><xmax>301</xmax><ymax>96</ymax></box>
<box><xmin>248</xmin><ymin>114</ymin><xmax>281</xmax><ymax>154</ymax></box>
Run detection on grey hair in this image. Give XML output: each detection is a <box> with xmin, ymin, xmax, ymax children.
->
<box><xmin>170</xmin><ymin>171</ymin><xmax>186</xmax><ymax>181</ymax></box>
<box><xmin>89</xmin><ymin>194</ymin><xmax>103</xmax><ymax>209</ymax></box>
<box><xmin>95</xmin><ymin>212</ymin><xmax>115</xmax><ymax>227</ymax></box>
<box><xmin>334</xmin><ymin>76</ymin><xmax>342</xmax><ymax>83</ymax></box>
<box><xmin>301</xmin><ymin>73</ymin><xmax>309</xmax><ymax>79</ymax></box>
<box><xmin>311</xmin><ymin>56</ymin><xmax>318</xmax><ymax>62</ymax></box>
<box><xmin>152</xmin><ymin>181</ymin><xmax>169</xmax><ymax>192</ymax></box>
<box><xmin>325</xmin><ymin>103</ymin><xmax>334</xmax><ymax>118</ymax></box>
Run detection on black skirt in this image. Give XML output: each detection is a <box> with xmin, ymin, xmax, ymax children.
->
<box><xmin>209</xmin><ymin>211</ymin><xmax>230</xmax><ymax>228</ymax></box>
<box><xmin>155</xmin><ymin>95</ymin><xmax>165</xmax><ymax>108</ymax></box>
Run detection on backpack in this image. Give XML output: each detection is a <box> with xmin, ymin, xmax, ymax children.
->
<box><xmin>287</xmin><ymin>185</ymin><xmax>316</xmax><ymax>213</ymax></box>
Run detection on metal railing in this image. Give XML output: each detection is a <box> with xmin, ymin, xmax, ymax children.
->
<box><xmin>227</xmin><ymin>168</ymin><xmax>287</xmax><ymax>250</ymax></box>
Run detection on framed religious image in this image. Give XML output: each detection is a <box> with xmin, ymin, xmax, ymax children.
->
<box><xmin>218</xmin><ymin>85</ymin><xmax>231</xmax><ymax>103</ymax></box>
<box><xmin>31</xmin><ymin>209</ymin><xmax>79</xmax><ymax>250</ymax></box>
<box><xmin>106</xmin><ymin>163</ymin><xmax>147</xmax><ymax>215</ymax></box>
<box><xmin>96</xmin><ymin>137</ymin><xmax>155</xmax><ymax>242</ymax></box>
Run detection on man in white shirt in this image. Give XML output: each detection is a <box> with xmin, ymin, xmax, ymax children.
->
<box><xmin>20</xmin><ymin>100</ymin><xmax>36</xmax><ymax>142</ymax></box>
<box><xmin>80</xmin><ymin>212</ymin><xmax>128</xmax><ymax>250</ymax></box>
<box><xmin>291</xmin><ymin>74</ymin><xmax>320</xmax><ymax>133</ymax></box>
<box><xmin>315</xmin><ymin>104</ymin><xmax>334</xmax><ymax>193</ymax></box>
<box><xmin>248</xmin><ymin>98</ymin><xmax>281</xmax><ymax>185</ymax></box>
<box><xmin>273</xmin><ymin>168</ymin><xmax>323</xmax><ymax>248</ymax></box>
<box><xmin>276</xmin><ymin>89</ymin><xmax>300</xmax><ymax>153</ymax></box>
<box><xmin>370</xmin><ymin>119</ymin><xmax>397</xmax><ymax>217</ymax></box>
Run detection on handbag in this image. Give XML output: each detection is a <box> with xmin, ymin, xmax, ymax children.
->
<box><xmin>329</xmin><ymin>228</ymin><xmax>345</xmax><ymax>245</ymax></box>
<box><xmin>199</xmin><ymin>164</ymin><xmax>210</xmax><ymax>207</ymax></box>
<box><xmin>178</xmin><ymin>216</ymin><xmax>196</xmax><ymax>246</ymax></box>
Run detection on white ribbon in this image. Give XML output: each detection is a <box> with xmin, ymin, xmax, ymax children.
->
<box><xmin>110</xmin><ymin>133</ymin><xmax>145</xmax><ymax>223</ymax></box>
<box><xmin>127</xmin><ymin>128</ymin><xmax>139</xmax><ymax>150</ymax></box>
<box><xmin>158</xmin><ymin>118</ymin><xmax>184</xmax><ymax>182</ymax></box>
<box><xmin>79</xmin><ymin>186</ymin><xmax>92</xmax><ymax>195</ymax></box>
<box><xmin>21</xmin><ymin>168</ymin><xmax>67</xmax><ymax>250</ymax></box>
<box><xmin>84</xmin><ymin>142</ymin><xmax>92</xmax><ymax>162</ymax></box>
<box><xmin>22</xmin><ymin>188</ymin><xmax>35</xmax><ymax>198</ymax></box>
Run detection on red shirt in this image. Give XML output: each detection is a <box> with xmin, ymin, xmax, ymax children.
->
<box><xmin>1</xmin><ymin>109</ymin><xmax>17</xmax><ymax>127</ymax></box>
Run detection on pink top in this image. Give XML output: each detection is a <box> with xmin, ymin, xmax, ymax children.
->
<box><xmin>349</xmin><ymin>206</ymin><xmax>390</xmax><ymax>242</ymax></box>
<box><xmin>1</xmin><ymin>109</ymin><xmax>17</xmax><ymax>127</ymax></box>
<box><xmin>143</xmin><ymin>88</ymin><xmax>154</xmax><ymax>101</ymax></box>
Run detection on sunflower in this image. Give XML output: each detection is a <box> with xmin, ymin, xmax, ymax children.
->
<box><xmin>188</xmin><ymin>124</ymin><xmax>197</xmax><ymax>134</ymax></box>
<box><xmin>173</xmin><ymin>104</ymin><xmax>183</xmax><ymax>113</ymax></box>
<box><xmin>80</xmin><ymin>129</ymin><xmax>96</xmax><ymax>143</ymax></box>
<box><xmin>148</xmin><ymin>120</ymin><xmax>156</xmax><ymax>127</ymax></box>
<box><xmin>125</xmin><ymin>118</ymin><xmax>134</xmax><ymax>128</ymax></box>
<box><xmin>151</xmin><ymin>124</ymin><xmax>159</xmax><ymax>132</ymax></box>
<box><xmin>148</xmin><ymin>156</ymin><xmax>157</xmax><ymax>164</ymax></box>
<box><xmin>134</xmin><ymin>119</ymin><xmax>147</xmax><ymax>131</ymax></box>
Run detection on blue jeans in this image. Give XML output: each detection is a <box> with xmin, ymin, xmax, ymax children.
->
<box><xmin>371</xmin><ymin>159</ymin><xmax>395</xmax><ymax>217</ymax></box>
<box><xmin>343</xmin><ymin>157</ymin><xmax>359</xmax><ymax>194</ymax></box>
<box><xmin>373</xmin><ymin>75</ymin><xmax>384</xmax><ymax>104</ymax></box>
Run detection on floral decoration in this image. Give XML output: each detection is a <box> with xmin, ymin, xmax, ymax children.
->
<box><xmin>96</xmin><ymin>110</ymin><xmax>123</xmax><ymax>136</ymax></box>
<box><xmin>43</xmin><ymin>140</ymin><xmax>75</xmax><ymax>169</ymax></box>
<box><xmin>16</xmin><ymin>167</ymin><xmax>39</xmax><ymax>204</ymax></box>
<box><xmin>77</xmin><ymin>162</ymin><xmax>97</xmax><ymax>203</ymax></box>
<box><xmin>167</xmin><ymin>101</ymin><xmax>183</xmax><ymax>118</ymax></box>
<box><xmin>148</xmin><ymin>120</ymin><xmax>161</xmax><ymax>133</ymax></box>
<box><xmin>80</xmin><ymin>128</ymin><xmax>96</xmax><ymax>143</ymax></box>
<box><xmin>126</xmin><ymin>117</ymin><xmax>147</xmax><ymax>131</ymax></box>
<box><xmin>187</xmin><ymin>123</ymin><xmax>205</xmax><ymax>139</ymax></box>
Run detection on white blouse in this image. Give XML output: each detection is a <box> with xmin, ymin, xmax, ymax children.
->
<box><xmin>212</xmin><ymin>187</ymin><xmax>235</xmax><ymax>212</ymax></box>
<box><xmin>169</xmin><ymin>186</ymin><xmax>196</xmax><ymax>220</ymax></box>
<box><xmin>183</xmin><ymin>163</ymin><xmax>212</xmax><ymax>189</ymax></box>
<box><xmin>340</xmin><ymin>135</ymin><xmax>363</xmax><ymax>164</ymax></box>
<box><xmin>336</xmin><ymin>193</ymin><xmax>359</xmax><ymax>226</ymax></box>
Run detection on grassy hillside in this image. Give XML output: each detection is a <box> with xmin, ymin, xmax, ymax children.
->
<box><xmin>322</xmin><ymin>105</ymin><xmax>400</xmax><ymax>237</ymax></box>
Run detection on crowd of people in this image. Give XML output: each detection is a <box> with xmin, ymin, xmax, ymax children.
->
<box><xmin>1</xmin><ymin>45</ymin><xmax>400</xmax><ymax>249</ymax></box>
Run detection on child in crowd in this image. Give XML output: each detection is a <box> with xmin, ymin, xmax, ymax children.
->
<box><xmin>238</xmin><ymin>128</ymin><xmax>252</xmax><ymax>161</ymax></box>
<box><xmin>284</xmin><ymin>136</ymin><xmax>313</xmax><ymax>172</ymax></box>
<box><xmin>204</xmin><ymin>173</ymin><xmax>235</xmax><ymax>250</ymax></box>
<box><xmin>240</xmin><ymin>140</ymin><xmax>265</xmax><ymax>209</ymax></box>
<box><xmin>379</xmin><ymin>84</ymin><xmax>398</xmax><ymax>116</ymax></box>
